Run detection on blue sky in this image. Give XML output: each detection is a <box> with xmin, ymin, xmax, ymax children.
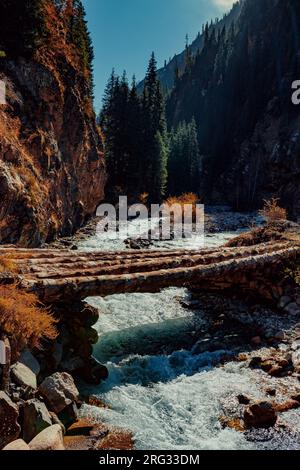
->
<box><xmin>82</xmin><ymin>0</ymin><xmax>235</xmax><ymax>110</ymax></box>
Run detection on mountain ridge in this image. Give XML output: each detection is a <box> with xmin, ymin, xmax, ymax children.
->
<box><xmin>166</xmin><ymin>0</ymin><xmax>300</xmax><ymax>219</ymax></box>
<box><xmin>137</xmin><ymin>1</ymin><xmax>243</xmax><ymax>95</ymax></box>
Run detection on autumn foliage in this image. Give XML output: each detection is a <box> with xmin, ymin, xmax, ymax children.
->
<box><xmin>259</xmin><ymin>198</ymin><xmax>287</xmax><ymax>224</ymax></box>
<box><xmin>0</xmin><ymin>284</ymin><xmax>57</xmax><ymax>359</ymax></box>
<box><xmin>164</xmin><ymin>193</ymin><xmax>201</xmax><ymax>221</ymax></box>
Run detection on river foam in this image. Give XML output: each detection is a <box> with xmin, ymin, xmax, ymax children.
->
<box><xmin>79</xmin><ymin>216</ymin><xmax>299</xmax><ymax>450</ymax></box>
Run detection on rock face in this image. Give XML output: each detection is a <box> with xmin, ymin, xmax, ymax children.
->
<box><xmin>244</xmin><ymin>401</ymin><xmax>277</xmax><ymax>429</ymax></box>
<box><xmin>11</xmin><ymin>362</ymin><xmax>37</xmax><ymax>390</ymax></box>
<box><xmin>0</xmin><ymin>1</ymin><xmax>106</xmax><ymax>247</ymax></box>
<box><xmin>23</xmin><ymin>400</ymin><xmax>52</xmax><ymax>443</ymax></box>
<box><xmin>39</xmin><ymin>372</ymin><xmax>79</xmax><ymax>414</ymax></box>
<box><xmin>0</xmin><ymin>392</ymin><xmax>21</xmax><ymax>449</ymax></box>
<box><xmin>29</xmin><ymin>425</ymin><xmax>65</xmax><ymax>451</ymax></box>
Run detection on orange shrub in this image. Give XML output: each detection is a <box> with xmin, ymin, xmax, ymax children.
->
<box><xmin>259</xmin><ymin>198</ymin><xmax>287</xmax><ymax>223</ymax></box>
<box><xmin>0</xmin><ymin>285</ymin><xmax>57</xmax><ymax>358</ymax></box>
<box><xmin>165</xmin><ymin>193</ymin><xmax>199</xmax><ymax>207</ymax></box>
<box><xmin>164</xmin><ymin>193</ymin><xmax>201</xmax><ymax>221</ymax></box>
<box><xmin>0</xmin><ymin>259</ymin><xmax>17</xmax><ymax>273</ymax></box>
<box><xmin>139</xmin><ymin>193</ymin><xmax>149</xmax><ymax>205</ymax></box>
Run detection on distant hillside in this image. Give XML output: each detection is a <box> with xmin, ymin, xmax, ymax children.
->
<box><xmin>137</xmin><ymin>1</ymin><xmax>242</xmax><ymax>95</ymax></box>
<box><xmin>167</xmin><ymin>0</ymin><xmax>300</xmax><ymax>219</ymax></box>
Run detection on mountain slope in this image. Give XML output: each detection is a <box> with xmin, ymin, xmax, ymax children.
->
<box><xmin>0</xmin><ymin>0</ymin><xmax>106</xmax><ymax>246</ymax></box>
<box><xmin>167</xmin><ymin>0</ymin><xmax>300</xmax><ymax>219</ymax></box>
<box><xmin>137</xmin><ymin>1</ymin><xmax>242</xmax><ymax>95</ymax></box>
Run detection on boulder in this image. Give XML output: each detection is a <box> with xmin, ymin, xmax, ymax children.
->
<box><xmin>39</xmin><ymin>372</ymin><xmax>79</xmax><ymax>414</ymax></box>
<box><xmin>29</xmin><ymin>425</ymin><xmax>65</xmax><ymax>451</ymax></box>
<box><xmin>19</xmin><ymin>350</ymin><xmax>40</xmax><ymax>376</ymax></box>
<box><xmin>52</xmin><ymin>342</ymin><xmax>63</xmax><ymax>369</ymax></box>
<box><xmin>3</xmin><ymin>439</ymin><xmax>30</xmax><ymax>451</ymax></box>
<box><xmin>237</xmin><ymin>394</ymin><xmax>251</xmax><ymax>405</ymax></box>
<box><xmin>11</xmin><ymin>362</ymin><xmax>37</xmax><ymax>390</ymax></box>
<box><xmin>274</xmin><ymin>331</ymin><xmax>285</xmax><ymax>341</ymax></box>
<box><xmin>58</xmin><ymin>403</ymin><xmax>79</xmax><ymax>429</ymax></box>
<box><xmin>23</xmin><ymin>399</ymin><xmax>52</xmax><ymax>443</ymax></box>
<box><xmin>251</xmin><ymin>336</ymin><xmax>262</xmax><ymax>346</ymax></box>
<box><xmin>49</xmin><ymin>412</ymin><xmax>66</xmax><ymax>435</ymax></box>
<box><xmin>284</xmin><ymin>303</ymin><xmax>300</xmax><ymax>316</ymax></box>
<box><xmin>278</xmin><ymin>296</ymin><xmax>292</xmax><ymax>309</ymax></box>
<box><xmin>76</xmin><ymin>358</ymin><xmax>109</xmax><ymax>385</ymax></box>
<box><xmin>0</xmin><ymin>392</ymin><xmax>21</xmax><ymax>449</ymax></box>
<box><xmin>292</xmin><ymin>339</ymin><xmax>300</xmax><ymax>351</ymax></box>
<box><xmin>244</xmin><ymin>401</ymin><xmax>277</xmax><ymax>428</ymax></box>
<box><xmin>292</xmin><ymin>349</ymin><xmax>300</xmax><ymax>372</ymax></box>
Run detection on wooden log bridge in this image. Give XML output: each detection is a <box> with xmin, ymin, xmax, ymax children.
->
<box><xmin>1</xmin><ymin>240</ymin><xmax>299</xmax><ymax>303</ymax></box>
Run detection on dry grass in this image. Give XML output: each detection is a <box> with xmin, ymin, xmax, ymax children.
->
<box><xmin>165</xmin><ymin>193</ymin><xmax>199</xmax><ymax>207</ymax></box>
<box><xmin>164</xmin><ymin>193</ymin><xmax>201</xmax><ymax>221</ymax></box>
<box><xmin>0</xmin><ymin>258</ymin><xmax>18</xmax><ymax>273</ymax></box>
<box><xmin>0</xmin><ymin>284</ymin><xmax>57</xmax><ymax>358</ymax></box>
<box><xmin>259</xmin><ymin>198</ymin><xmax>287</xmax><ymax>223</ymax></box>
<box><xmin>139</xmin><ymin>193</ymin><xmax>149</xmax><ymax>205</ymax></box>
<box><xmin>285</xmin><ymin>262</ymin><xmax>300</xmax><ymax>287</ymax></box>
<box><xmin>225</xmin><ymin>226</ymin><xmax>284</xmax><ymax>247</ymax></box>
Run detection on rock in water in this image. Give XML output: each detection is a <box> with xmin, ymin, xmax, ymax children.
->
<box><xmin>39</xmin><ymin>372</ymin><xmax>79</xmax><ymax>414</ymax></box>
<box><xmin>3</xmin><ymin>439</ymin><xmax>30</xmax><ymax>451</ymax></box>
<box><xmin>11</xmin><ymin>362</ymin><xmax>37</xmax><ymax>390</ymax></box>
<box><xmin>29</xmin><ymin>425</ymin><xmax>65</xmax><ymax>451</ymax></box>
<box><xmin>23</xmin><ymin>399</ymin><xmax>52</xmax><ymax>443</ymax></box>
<box><xmin>0</xmin><ymin>392</ymin><xmax>21</xmax><ymax>449</ymax></box>
<box><xmin>244</xmin><ymin>401</ymin><xmax>277</xmax><ymax>428</ymax></box>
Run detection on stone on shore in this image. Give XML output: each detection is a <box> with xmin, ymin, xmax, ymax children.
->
<box><xmin>19</xmin><ymin>350</ymin><xmax>41</xmax><ymax>376</ymax></box>
<box><xmin>0</xmin><ymin>392</ymin><xmax>21</xmax><ymax>449</ymax></box>
<box><xmin>29</xmin><ymin>425</ymin><xmax>65</xmax><ymax>451</ymax></box>
<box><xmin>39</xmin><ymin>372</ymin><xmax>79</xmax><ymax>414</ymax></box>
<box><xmin>23</xmin><ymin>399</ymin><xmax>52</xmax><ymax>443</ymax></box>
<box><xmin>11</xmin><ymin>362</ymin><xmax>37</xmax><ymax>390</ymax></box>
<box><xmin>3</xmin><ymin>439</ymin><xmax>30</xmax><ymax>451</ymax></box>
<box><xmin>244</xmin><ymin>401</ymin><xmax>277</xmax><ymax>428</ymax></box>
<box><xmin>284</xmin><ymin>302</ymin><xmax>300</xmax><ymax>316</ymax></box>
<box><xmin>292</xmin><ymin>349</ymin><xmax>300</xmax><ymax>372</ymax></box>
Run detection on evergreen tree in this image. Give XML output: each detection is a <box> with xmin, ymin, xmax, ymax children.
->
<box><xmin>100</xmin><ymin>53</ymin><xmax>170</xmax><ymax>202</ymax></box>
<box><xmin>152</xmin><ymin>132</ymin><xmax>169</xmax><ymax>201</ymax></box>
<box><xmin>127</xmin><ymin>75</ymin><xmax>143</xmax><ymax>196</ymax></box>
<box><xmin>0</xmin><ymin>0</ymin><xmax>47</xmax><ymax>58</ymax></box>
<box><xmin>168</xmin><ymin>119</ymin><xmax>201</xmax><ymax>196</ymax></box>
<box><xmin>71</xmin><ymin>0</ymin><xmax>94</xmax><ymax>91</ymax></box>
<box><xmin>142</xmin><ymin>53</ymin><xmax>169</xmax><ymax>201</ymax></box>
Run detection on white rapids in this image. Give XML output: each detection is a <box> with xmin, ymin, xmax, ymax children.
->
<box><xmin>78</xmin><ymin>215</ymin><xmax>300</xmax><ymax>450</ymax></box>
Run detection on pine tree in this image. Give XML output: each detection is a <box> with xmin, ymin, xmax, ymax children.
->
<box><xmin>143</xmin><ymin>53</ymin><xmax>169</xmax><ymax>201</ymax></box>
<box><xmin>71</xmin><ymin>0</ymin><xmax>94</xmax><ymax>91</ymax></box>
<box><xmin>152</xmin><ymin>132</ymin><xmax>169</xmax><ymax>201</ymax></box>
<box><xmin>0</xmin><ymin>0</ymin><xmax>47</xmax><ymax>58</ymax></box>
<box><xmin>127</xmin><ymin>75</ymin><xmax>143</xmax><ymax>196</ymax></box>
<box><xmin>168</xmin><ymin>119</ymin><xmax>201</xmax><ymax>196</ymax></box>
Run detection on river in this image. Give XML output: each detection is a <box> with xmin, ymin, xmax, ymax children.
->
<box><xmin>76</xmin><ymin>215</ymin><xmax>300</xmax><ymax>451</ymax></box>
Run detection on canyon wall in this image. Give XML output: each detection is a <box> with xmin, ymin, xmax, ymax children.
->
<box><xmin>0</xmin><ymin>0</ymin><xmax>106</xmax><ymax>246</ymax></box>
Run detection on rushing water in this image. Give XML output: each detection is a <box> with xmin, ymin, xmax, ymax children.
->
<box><xmin>78</xmin><ymin>217</ymin><xmax>300</xmax><ymax>450</ymax></box>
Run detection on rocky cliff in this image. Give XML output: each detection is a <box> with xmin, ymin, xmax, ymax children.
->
<box><xmin>0</xmin><ymin>0</ymin><xmax>106</xmax><ymax>247</ymax></box>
